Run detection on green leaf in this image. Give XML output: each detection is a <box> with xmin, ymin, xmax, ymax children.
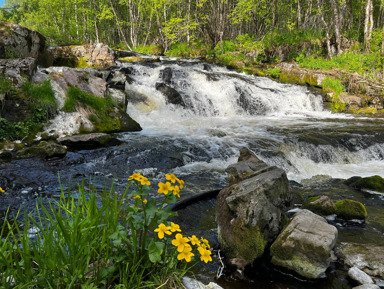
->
<box><xmin>148</xmin><ymin>240</ymin><xmax>165</xmax><ymax>263</ymax></box>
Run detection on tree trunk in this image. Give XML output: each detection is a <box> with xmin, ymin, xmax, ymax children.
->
<box><xmin>317</xmin><ymin>0</ymin><xmax>333</xmax><ymax>59</ymax></box>
<box><xmin>297</xmin><ymin>0</ymin><xmax>302</xmax><ymax>29</ymax></box>
<box><xmin>331</xmin><ymin>0</ymin><xmax>342</xmax><ymax>55</ymax></box>
<box><xmin>108</xmin><ymin>0</ymin><xmax>132</xmax><ymax>50</ymax></box>
<box><xmin>364</xmin><ymin>0</ymin><xmax>374</xmax><ymax>51</ymax></box>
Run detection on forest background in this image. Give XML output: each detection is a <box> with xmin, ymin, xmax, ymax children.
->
<box><xmin>1</xmin><ymin>0</ymin><xmax>384</xmax><ymax>82</ymax></box>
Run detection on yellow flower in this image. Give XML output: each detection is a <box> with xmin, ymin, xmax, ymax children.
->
<box><xmin>198</xmin><ymin>246</ymin><xmax>212</xmax><ymax>263</ymax></box>
<box><xmin>171</xmin><ymin>185</ymin><xmax>180</xmax><ymax>198</ymax></box>
<box><xmin>143</xmin><ymin>199</ymin><xmax>148</xmax><ymax>204</ymax></box>
<box><xmin>170</xmin><ymin>222</ymin><xmax>181</xmax><ymax>233</ymax></box>
<box><xmin>158</xmin><ymin>182</ymin><xmax>172</xmax><ymax>195</ymax></box>
<box><xmin>128</xmin><ymin>173</ymin><xmax>143</xmax><ymax>181</ymax></box>
<box><xmin>172</xmin><ymin>233</ymin><xmax>190</xmax><ymax>252</ymax></box>
<box><xmin>200</xmin><ymin>237</ymin><xmax>210</xmax><ymax>249</ymax></box>
<box><xmin>139</xmin><ymin>176</ymin><xmax>151</xmax><ymax>186</ymax></box>
<box><xmin>133</xmin><ymin>195</ymin><xmax>141</xmax><ymax>200</ymax></box>
<box><xmin>154</xmin><ymin>223</ymin><xmax>172</xmax><ymax>239</ymax></box>
<box><xmin>165</xmin><ymin>174</ymin><xmax>177</xmax><ymax>184</ymax></box>
<box><xmin>189</xmin><ymin>235</ymin><xmax>201</xmax><ymax>246</ymax></box>
<box><xmin>177</xmin><ymin>244</ymin><xmax>194</xmax><ymax>262</ymax></box>
<box><xmin>0</xmin><ymin>187</ymin><xmax>4</xmax><ymax>193</ymax></box>
<box><xmin>177</xmin><ymin>178</ymin><xmax>184</xmax><ymax>189</ymax></box>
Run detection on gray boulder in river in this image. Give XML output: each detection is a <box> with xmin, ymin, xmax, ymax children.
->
<box><xmin>216</xmin><ymin>147</ymin><xmax>292</xmax><ymax>264</ymax></box>
<box><xmin>270</xmin><ymin>209</ymin><xmax>338</xmax><ymax>279</ymax></box>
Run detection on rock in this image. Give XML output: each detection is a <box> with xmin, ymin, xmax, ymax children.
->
<box><xmin>49</xmin><ymin>69</ymin><xmax>107</xmax><ymax>108</ymax></box>
<box><xmin>336</xmin><ymin>243</ymin><xmax>384</xmax><ymax>279</ymax></box>
<box><xmin>160</xmin><ymin>67</ymin><xmax>173</xmax><ymax>84</ymax></box>
<box><xmin>304</xmin><ymin>195</ymin><xmax>337</xmax><ymax>216</ymax></box>
<box><xmin>48</xmin><ymin>43</ymin><xmax>116</xmax><ymax>68</ymax></box>
<box><xmin>0</xmin><ymin>90</ymin><xmax>34</xmax><ymax>122</ymax></box>
<box><xmin>107</xmin><ymin>70</ymin><xmax>127</xmax><ymax>90</ymax></box>
<box><xmin>16</xmin><ymin>141</ymin><xmax>67</xmax><ymax>159</ymax></box>
<box><xmin>349</xmin><ymin>267</ymin><xmax>374</xmax><ymax>285</ymax></box>
<box><xmin>352</xmin><ymin>285</ymin><xmax>380</xmax><ymax>289</ymax></box>
<box><xmin>43</xmin><ymin>112</ymin><xmax>94</xmax><ymax>138</ymax></box>
<box><xmin>270</xmin><ymin>209</ymin><xmax>338</xmax><ymax>279</ymax></box>
<box><xmin>216</xmin><ymin>148</ymin><xmax>291</xmax><ymax>264</ymax></box>
<box><xmin>57</xmin><ymin>133</ymin><xmax>120</xmax><ymax>150</ymax></box>
<box><xmin>107</xmin><ymin>88</ymin><xmax>127</xmax><ymax>108</ymax></box>
<box><xmin>334</xmin><ymin>199</ymin><xmax>367</xmax><ymax>220</ymax></box>
<box><xmin>182</xmin><ymin>277</ymin><xmax>223</xmax><ymax>289</ymax></box>
<box><xmin>0</xmin><ymin>21</ymin><xmax>46</xmax><ymax>64</ymax></box>
<box><xmin>110</xmin><ymin>108</ymin><xmax>142</xmax><ymax>132</ymax></box>
<box><xmin>0</xmin><ymin>58</ymin><xmax>38</xmax><ymax>87</ymax></box>
<box><xmin>155</xmin><ymin>83</ymin><xmax>186</xmax><ymax>107</ymax></box>
<box><xmin>225</xmin><ymin>147</ymin><xmax>269</xmax><ymax>185</ymax></box>
<box><xmin>345</xmin><ymin>175</ymin><xmax>384</xmax><ymax>193</ymax></box>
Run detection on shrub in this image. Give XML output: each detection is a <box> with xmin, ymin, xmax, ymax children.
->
<box><xmin>0</xmin><ymin>174</ymin><xmax>212</xmax><ymax>288</ymax></box>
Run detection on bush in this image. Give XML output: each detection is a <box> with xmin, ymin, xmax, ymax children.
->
<box><xmin>0</xmin><ymin>174</ymin><xmax>212</xmax><ymax>288</ymax></box>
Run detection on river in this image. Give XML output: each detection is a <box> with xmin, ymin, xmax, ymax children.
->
<box><xmin>1</xmin><ymin>58</ymin><xmax>384</xmax><ymax>288</ymax></box>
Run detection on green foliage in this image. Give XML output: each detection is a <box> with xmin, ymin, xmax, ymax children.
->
<box><xmin>0</xmin><ymin>80</ymin><xmax>57</xmax><ymax>141</ymax></box>
<box><xmin>0</xmin><ymin>75</ymin><xmax>13</xmax><ymax>94</ymax></box>
<box><xmin>63</xmin><ymin>86</ymin><xmax>109</xmax><ymax>113</ymax></box>
<box><xmin>135</xmin><ymin>45</ymin><xmax>163</xmax><ymax>56</ymax></box>
<box><xmin>0</xmin><ymin>174</ymin><xmax>212</xmax><ymax>288</ymax></box>
<box><xmin>271</xmin><ymin>29</ymin><xmax>323</xmax><ymax>47</ymax></box>
<box><xmin>267</xmin><ymin>68</ymin><xmax>281</xmax><ymax>79</ymax></box>
<box><xmin>322</xmin><ymin>77</ymin><xmax>345</xmax><ymax>96</ymax></box>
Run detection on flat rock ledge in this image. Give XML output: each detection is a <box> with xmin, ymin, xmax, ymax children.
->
<box><xmin>57</xmin><ymin>133</ymin><xmax>120</xmax><ymax>150</ymax></box>
<box><xmin>270</xmin><ymin>209</ymin><xmax>338</xmax><ymax>279</ymax></box>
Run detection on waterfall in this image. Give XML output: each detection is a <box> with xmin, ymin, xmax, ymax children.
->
<box><xmin>119</xmin><ymin>59</ymin><xmax>384</xmax><ymax>182</ymax></box>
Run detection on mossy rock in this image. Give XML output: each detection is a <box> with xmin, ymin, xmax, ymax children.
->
<box><xmin>345</xmin><ymin>175</ymin><xmax>384</xmax><ymax>193</ymax></box>
<box><xmin>356</xmin><ymin>107</ymin><xmax>377</xmax><ymax>114</ymax></box>
<box><xmin>16</xmin><ymin>141</ymin><xmax>67</xmax><ymax>159</ymax></box>
<box><xmin>304</xmin><ymin>196</ymin><xmax>336</xmax><ymax>216</ymax></box>
<box><xmin>335</xmin><ymin>199</ymin><xmax>367</xmax><ymax>220</ymax></box>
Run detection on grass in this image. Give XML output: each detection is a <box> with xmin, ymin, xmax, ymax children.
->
<box><xmin>0</xmin><ymin>80</ymin><xmax>58</xmax><ymax>141</ymax></box>
<box><xmin>321</xmin><ymin>77</ymin><xmax>346</xmax><ymax>112</ymax></box>
<box><xmin>0</xmin><ymin>174</ymin><xmax>212</xmax><ymax>288</ymax></box>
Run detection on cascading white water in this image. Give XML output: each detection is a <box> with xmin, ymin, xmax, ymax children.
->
<box><xmin>122</xmin><ymin>59</ymin><xmax>384</xmax><ymax>182</ymax></box>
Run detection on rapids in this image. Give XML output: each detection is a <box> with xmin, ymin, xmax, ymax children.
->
<box><xmin>1</xmin><ymin>58</ymin><xmax>384</xmax><ymax>288</ymax></box>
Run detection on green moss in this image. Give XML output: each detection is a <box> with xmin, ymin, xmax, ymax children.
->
<box><xmin>63</xmin><ymin>87</ymin><xmax>108</xmax><ymax>113</ymax></box>
<box><xmin>303</xmin><ymin>196</ymin><xmax>321</xmax><ymax>206</ymax></box>
<box><xmin>75</xmin><ymin>57</ymin><xmax>91</xmax><ymax>69</ymax></box>
<box><xmin>335</xmin><ymin>199</ymin><xmax>367</xmax><ymax>220</ymax></box>
<box><xmin>346</xmin><ymin>175</ymin><xmax>384</xmax><ymax>192</ymax></box>
<box><xmin>16</xmin><ymin>141</ymin><xmax>67</xmax><ymax>159</ymax></box>
<box><xmin>356</xmin><ymin>107</ymin><xmax>377</xmax><ymax>114</ymax></box>
<box><xmin>267</xmin><ymin>68</ymin><xmax>281</xmax><ymax>79</ymax></box>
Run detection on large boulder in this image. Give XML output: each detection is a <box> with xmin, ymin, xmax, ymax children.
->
<box><xmin>47</xmin><ymin>43</ymin><xmax>116</xmax><ymax>68</ymax></box>
<box><xmin>270</xmin><ymin>209</ymin><xmax>338</xmax><ymax>279</ymax></box>
<box><xmin>0</xmin><ymin>21</ymin><xmax>46</xmax><ymax>63</ymax></box>
<box><xmin>345</xmin><ymin>175</ymin><xmax>384</xmax><ymax>193</ymax></box>
<box><xmin>336</xmin><ymin>243</ymin><xmax>384</xmax><ymax>279</ymax></box>
<box><xmin>216</xmin><ymin>148</ymin><xmax>291</xmax><ymax>264</ymax></box>
<box><xmin>0</xmin><ymin>58</ymin><xmax>37</xmax><ymax>87</ymax></box>
<box><xmin>57</xmin><ymin>133</ymin><xmax>120</xmax><ymax>150</ymax></box>
<box><xmin>334</xmin><ymin>199</ymin><xmax>367</xmax><ymax>220</ymax></box>
<box><xmin>155</xmin><ymin>83</ymin><xmax>186</xmax><ymax>107</ymax></box>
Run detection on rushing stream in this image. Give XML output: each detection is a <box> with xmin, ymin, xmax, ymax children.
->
<box><xmin>1</xmin><ymin>58</ymin><xmax>384</xmax><ymax>288</ymax></box>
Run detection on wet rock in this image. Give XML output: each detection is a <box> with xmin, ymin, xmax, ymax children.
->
<box><xmin>43</xmin><ymin>112</ymin><xmax>94</xmax><ymax>138</ymax></box>
<box><xmin>48</xmin><ymin>43</ymin><xmax>116</xmax><ymax>68</ymax></box>
<box><xmin>352</xmin><ymin>285</ymin><xmax>380</xmax><ymax>289</ymax></box>
<box><xmin>16</xmin><ymin>141</ymin><xmax>67</xmax><ymax>159</ymax></box>
<box><xmin>270</xmin><ymin>209</ymin><xmax>338</xmax><ymax>279</ymax></box>
<box><xmin>107</xmin><ymin>88</ymin><xmax>127</xmax><ymax>108</ymax></box>
<box><xmin>216</xmin><ymin>148</ymin><xmax>291</xmax><ymax>264</ymax></box>
<box><xmin>304</xmin><ymin>195</ymin><xmax>337</xmax><ymax>216</ymax></box>
<box><xmin>160</xmin><ymin>67</ymin><xmax>173</xmax><ymax>84</ymax></box>
<box><xmin>182</xmin><ymin>276</ymin><xmax>223</xmax><ymax>289</ymax></box>
<box><xmin>336</xmin><ymin>243</ymin><xmax>384</xmax><ymax>279</ymax></box>
<box><xmin>0</xmin><ymin>90</ymin><xmax>34</xmax><ymax>122</ymax></box>
<box><xmin>155</xmin><ymin>83</ymin><xmax>186</xmax><ymax>107</ymax></box>
<box><xmin>108</xmin><ymin>107</ymin><xmax>142</xmax><ymax>132</ymax></box>
<box><xmin>348</xmin><ymin>267</ymin><xmax>374</xmax><ymax>285</ymax></box>
<box><xmin>0</xmin><ymin>58</ymin><xmax>38</xmax><ymax>87</ymax></box>
<box><xmin>345</xmin><ymin>175</ymin><xmax>384</xmax><ymax>193</ymax></box>
<box><xmin>107</xmin><ymin>70</ymin><xmax>127</xmax><ymax>90</ymax></box>
<box><xmin>335</xmin><ymin>199</ymin><xmax>367</xmax><ymax>220</ymax></box>
<box><xmin>57</xmin><ymin>133</ymin><xmax>120</xmax><ymax>150</ymax></box>
<box><xmin>0</xmin><ymin>21</ymin><xmax>46</xmax><ymax>63</ymax></box>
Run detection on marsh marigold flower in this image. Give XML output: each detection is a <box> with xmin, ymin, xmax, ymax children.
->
<box><xmin>154</xmin><ymin>223</ymin><xmax>172</xmax><ymax>239</ymax></box>
<box><xmin>165</xmin><ymin>174</ymin><xmax>178</xmax><ymax>184</ymax></box>
<box><xmin>172</xmin><ymin>233</ymin><xmax>190</xmax><ymax>252</ymax></box>
<box><xmin>198</xmin><ymin>246</ymin><xmax>212</xmax><ymax>263</ymax></box>
<box><xmin>200</xmin><ymin>237</ymin><xmax>210</xmax><ymax>249</ymax></box>
<box><xmin>158</xmin><ymin>182</ymin><xmax>172</xmax><ymax>195</ymax></box>
<box><xmin>177</xmin><ymin>178</ymin><xmax>184</xmax><ymax>189</ymax></box>
<box><xmin>189</xmin><ymin>235</ymin><xmax>201</xmax><ymax>246</ymax></box>
<box><xmin>171</xmin><ymin>185</ymin><xmax>180</xmax><ymax>198</ymax></box>
<box><xmin>139</xmin><ymin>176</ymin><xmax>151</xmax><ymax>186</ymax></box>
<box><xmin>128</xmin><ymin>173</ymin><xmax>142</xmax><ymax>181</ymax></box>
<box><xmin>177</xmin><ymin>244</ymin><xmax>194</xmax><ymax>262</ymax></box>
<box><xmin>0</xmin><ymin>187</ymin><xmax>4</xmax><ymax>193</ymax></box>
<box><xmin>170</xmin><ymin>222</ymin><xmax>181</xmax><ymax>233</ymax></box>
